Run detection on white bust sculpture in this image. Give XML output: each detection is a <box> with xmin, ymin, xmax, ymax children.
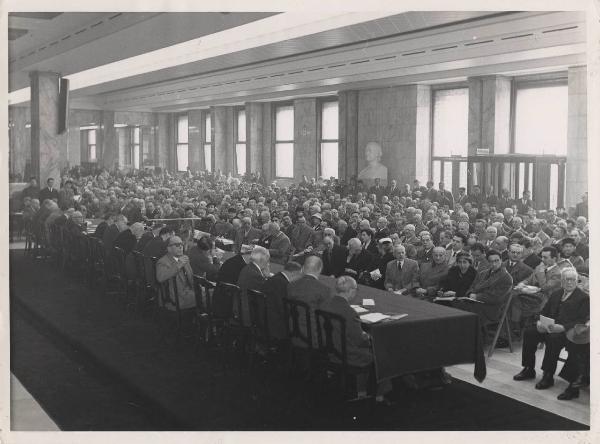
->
<box><xmin>357</xmin><ymin>141</ymin><xmax>388</xmax><ymax>186</ymax></box>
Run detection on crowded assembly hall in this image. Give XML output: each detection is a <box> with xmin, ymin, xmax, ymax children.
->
<box><xmin>5</xmin><ymin>7</ymin><xmax>596</xmax><ymax>437</ymax></box>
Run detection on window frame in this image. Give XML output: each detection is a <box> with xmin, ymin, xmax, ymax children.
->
<box><xmin>509</xmin><ymin>74</ymin><xmax>568</xmax><ymax>155</ymax></box>
<box><xmin>86</xmin><ymin>129</ymin><xmax>97</xmax><ymax>163</ymax></box>
<box><xmin>202</xmin><ymin>110</ymin><xmax>213</xmax><ymax>172</ymax></box>
<box><xmin>273</xmin><ymin>102</ymin><xmax>295</xmax><ymax>179</ymax></box>
<box><xmin>176</xmin><ymin>113</ymin><xmax>189</xmax><ymax>172</ymax></box>
<box><xmin>317</xmin><ymin>97</ymin><xmax>339</xmax><ymax>180</ymax></box>
<box><xmin>234</xmin><ymin>106</ymin><xmax>247</xmax><ymax>176</ymax></box>
<box><xmin>429</xmin><ymin>83</ymin><xmax>469</xmax><ymax>162</ymax></box>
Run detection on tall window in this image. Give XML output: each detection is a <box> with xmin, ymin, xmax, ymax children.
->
<box><xmin>132</xmin><ymin>127</ymin><xmax>140</xmax><ymax>169</ymax></box>
<box><xmin>513</xmin><ymin>82</ymin><xmax>567</xmax><ymax>155</ymax></box>
<box><xmin>87</xmin><ymin>129</ymin><xmax>97</xmax><ymax>162</ymax></box>
<box><xmin>432</xmin><ymin>88</ymin><xmax>469</xmax><ymax>157</ymax></box>
<box><xmin>275</xmin><ymin>105</ymin><xmax>294</xmax><ymax>178</ymax></box>
<box><xmin>176</xmin><ymin>114</ymin><xmax>189</xmax><ymax>172</ymax></box>
<box><xmin>235</xmin><ymin>108</ymin><xmax>246</xmax><ymax>176</ymax></box>
<box><xmin>320</xmin><ymin>100</ymin><xmax>338</xmax><ymax>179</ymax></box>
<box><xmin>203</xmin><ymin>112</ymin><xmax>212</xmax><ymax>172</ymax></box>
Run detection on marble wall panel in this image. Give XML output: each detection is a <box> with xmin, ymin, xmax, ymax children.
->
<box><xmin>9</xmin><ymin>106</ymin><xmax>30</xmax><ymax>179</ymax></box>
<box><xmin>293</xmin><ymin>98</ymin><xmax>318</xmax><ymax>182</ymax></box>
<box><xmin>246</xmin><ymin>102</ymin><xmax>264</xmax><ymax>176</ymax></box>
<box><xmin>188</xmin><ymin>110</ymin><xmax>203</xmax><ymax>172</ymax></box>
<box><xmin>565</xmin><ymin>66</ymin><xmax>587</xmax><ymax>209</ymax></box>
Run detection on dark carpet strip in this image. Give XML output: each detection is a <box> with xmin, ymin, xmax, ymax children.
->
<box><xmin>9</xmin><ymin>251</ymin><xmax>588</xmax><ymax>430</ymax></box>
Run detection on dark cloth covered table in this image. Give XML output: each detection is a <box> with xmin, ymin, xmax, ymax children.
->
<box><xmin>222</xmin><ymin>254</ymin><xmax>486</xmax><ymax>383</ymax></box>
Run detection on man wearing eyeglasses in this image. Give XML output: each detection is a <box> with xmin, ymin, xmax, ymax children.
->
<box><xmin>156</xmin><ymin>236</ymin><xmax>196</xmax><ymax>311</ymax></box>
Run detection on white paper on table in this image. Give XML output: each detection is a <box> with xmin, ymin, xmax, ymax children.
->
<box><xmin>362</xmin><ymin>299</ymin><xmax>375</xmax><ymax>306</ymax></box>
<box><xmin>351</xmin><ymin>305</ymin><xmax>369</xmax><ymax>314</ymax></box>
<box><xmin>393</xmin><ymin>290</ymin><xmax>405</xmax><ymax>295</ymax></box>
<box><xmin>433</xmin><ymin>296</ymin><xmax>456</xmax><ymax>302</ymax></box>
<box><xmin>539</xmin><ymin>315</ymin><xmax>555</xmax><ymax>329</ymax></box>
<box><xmin>388</xmin><ymin>313</ymin><xmax>408</xmax><ymax>321</ymax></box>
<box><xmin>360</xmin><ymin>312</ymin><xmax>390</xmax><ymax>324</ymax></box>
<box><xmin>219</xmin><ymin>238</ymin><xmax>234</xmax><ymax>246</ymax></box>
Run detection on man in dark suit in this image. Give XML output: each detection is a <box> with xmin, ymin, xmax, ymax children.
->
<box><xmin>369</xmin><ymin>178</ymin><xmax>385</xmax><ymax>202</ymax></box>
<box><xmin>260</xmin><ymin>222</ymin><xmax>291</xmax><ymax>264</ymax></box>
<box><xmin>503</xmin><ymin>243</ymin><xmax>534</xmax><ymax>284</ymax></box>
<box><xmin>516</xmin><ymin>190</ymin><xmax>535</xmax><ymax>215</ymax></box>
<box><xmin>261</xmin><ymin>261</ymin><xmax>302</xmax><ymax>341</ymax></box>
<box><xmin>452</xmin><ymin>249</ymin><xmax>513</xmax><ymax>325</ymax></box>
<box><xmin>360</xmin><ymin>228</ymin><xmax>379</xmax><ymax>256</ymax></box>
<box><xmin>287</xmin><ymin>256</ymin><xmax>332</xmax><ymax>347</ymax></box>
<box><xmin>437</xmin><ymin>182</ymin><xmax>454</xmax><ymax>209</ymax></box>
<box><xmin>343</xmin><ymin>238</ymin><xmax>376</xmax><ymax>281</ymax></box>
<box><xmin>38</xmin><ymin>177</ymin><xmax>59</xmax><ymax>203</ymax></box>
<box><xmin>384</xmin><ymin>244</ymin><xmax>420</xmax><ymax>294</ymax></box>
<box><xmin>514</xmin><ymin>269</ymin><xmax>589</xmax><ymax>390</ymax></box>
<box><xmin>234</xmin><ymin>216</ymin><xmax>262</xmax><ymax>253</ymax></box>
<box><xmin>237</xmin><ymin>246</ymin><xmax>270</xmax><ymax>326</ymax></box>
<box><xmin>289</xmin><ymin>215</ymin><xmax>315</xmax><ymax>254</ymax></box>
<box><xmin>142</xmin><ymin>226</ymin><xmax>174</xmax><ymax>260</ymax></box>
<box><xmin>218</xmin><ymin>250</ymin><xmax>251</xmax><ymax>284</ymax></box>
<box><xmin>386</xmin><ymin>179</ymin><xmax>400</xmax><ymax>198</ymax></box>
<box><xmin>320</xmin><ymin>276</ymin><xmax>372</xmax><ymax>367</ymax></box>
<box><xmin>321</xmin><ymin>234</ymin><xmax>348</xmax><ymax>277</ymax></box>
<box><xmin>456</xmin><ymin>187</ymin><xmax>469</xmax><ymax>208</ymax></box>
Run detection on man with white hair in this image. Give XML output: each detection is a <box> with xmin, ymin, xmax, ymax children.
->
<box><xmin>514</xmin><ymin>268</ymin><xmax>589</xmax><ymax>391</ymax></box>
<box><xmin>384</xmin><ymin>244</ymin><xmax>420</xmax><ymax>294</ymax></box>
<box><xmin>237</xmin><ymin>246</ymin><xmax>271</xmax><ymax>325</ymax></box>
<box><xmin>260</xmin><ymin>222</ymin><xmax>291</xmax><ymax>264</ymax></box>
<box><xmin>234</xmin><ymin>216</ymin><xmax>262</xmax><ymax>253</ymax></box>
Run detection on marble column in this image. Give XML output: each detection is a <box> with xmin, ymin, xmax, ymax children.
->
<box><xmin>261</xmin><ymin>103</ymin><xmax>274</xmax><ymax>183</ymax></box>
<box><xmin>293</xmin><ymin>98</ymin><xmax>318</xmax><ymax>182</ymax></box>
<box><xmin>214</xmin><ymin>106</ymin><xmax>234</xmax><ymax>175</ymax></box>
<box><xmin>8</xmin><ymin>106</ymin><xmax>30</xmax><ymax>180</ymax></box>
<box><xmin>101</xmin><ymin>111</ymin><xmax>117</xmax><ymax>170</ymax></box>
<box><xmin>155</xmin><ymin>113</ymin><xmax>170</xmax><ymax>170</ymax></box>
<box><xmin>246</xmin><ymin>102</ymin><xmax>264</xmax><ymax>176</ymax></box>
<box><xmin>188</xmin><ymin>110</ymin><xmax>203</xmax><ymax>172</ymax></box>
<box><xmin>338</xmin><ymin>90</ymin><xmax>359</xmax><ymax>182</ymax></box>
<box><xmin>467</xmin><ymin>75</ymin><xmax>511</xmax><ymax>156</ymax></box>
<box><xmin>565</xmin><ymin>66</ymin><xmax>587</xmax><ymax>210</ymax></box>
<box><xmin>29</xmin><ymin>71</ymin><xmax>68</xmax><ymax>184</ymax></box>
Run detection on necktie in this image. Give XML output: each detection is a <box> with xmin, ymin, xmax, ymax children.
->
<box><xmin>398</xmin><ymin>261</ymin><xmax>402</xmax><ymax>272</ymax></box>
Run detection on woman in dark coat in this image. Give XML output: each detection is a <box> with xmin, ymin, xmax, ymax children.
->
<box><xmin>440</xmin><ymin>251</ymin><xmax>477</xmax><ymax>298</ymax></box>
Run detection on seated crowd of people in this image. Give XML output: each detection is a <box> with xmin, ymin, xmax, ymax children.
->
<box><xmin>16</xmin><ymin>167</ymin><xmax>590</xmax><ymax>402</ymax></box>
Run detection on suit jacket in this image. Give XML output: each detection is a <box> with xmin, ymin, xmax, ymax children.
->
<box><xmin>466</xmin><ymin>266</ymin><xmax>513</xmax><ymax>322</ymax></box>
<box><xmin>234</xmin><ymin>226</ymin><xmax>262</xmax><ymax>253</ymax></box>
<box><xmin>541</xmin><ymin>287</ymin><xmax>589</xmax><ymax>331</ymax></box>
<box><xmin>525</xmin><ymin>262</ymin><xmax>571</xmax><ymax>296</ymax></box>
<box><xmin>343</xmin><ymin>250</ymin><xmax>376</xmax><ymax>280</ymax></box>
<box><xmin>386</xmin><ymin>185</ymin><xmax>401</xmax><ymax>197</ymax></box>
<box><xmin>290</xmin><ymin>224</ymin><xmax>315</xmax><ymax>252</ymax></box>
<box><xmin>362</xmin><ymin>240</ymin><xmax>379</xmax><ymax>256</ymax></box>
<box><xmin>446</xmin><ymin>249</ymin><xmax>466</xmax><ymax>267</ymax></box>
<box><xmin>261</xmin><ymin>272</ymin><xmax>291</xmax><ymax>340</ymax></box>
<box><xmin>102</xmin><ymin>224</ymin><xmax>120</xmax><ymax>255</ymax></box>
<box><xmin>419</xmin><ymin>262</ymin><xmax>450</xmax><ymax>296</ymax></box>
<box><xmin>384</xmin><ymin>258</ymin><xmax>420</xmax><ymax>292</ymax></box>
<box><xmin>114</xmin><ymin>229</ymin><xmax>137</xmax><ymax>254</ymax></box>
<box><xmin>39</xmin><ymin>187</ymin><xmax>59</xmax><ymax>203</ymax></box>
<box><xmin>440</xmin><ymin>265</ymin><xmax>477</xmax><ymax>298</ymax></box>
<box><xmin>374</xmin><ymin>252</ymin><xmax>395</xmax><ymax>289</ymax></box>
<box><xmin>237</xmin><ymin>262</ymin><xmax>266</xmax><ymax>326</ymax></box>
<box><xmin>516</xmin><ymin>198</ymin><xmax>535</xmax><ymax>215</ymax></box>
<box><xmin>339</xmin><ymin>226</ymin><xmax>358</xmax><ymax>246</ymax></box>
<box><xmin>188</xmin><ymin>247</ymin><xmax>220</xmax><ymax>281</ymax></box>
<box><xmin>503</xmin><ymin>260</ymin><xmax>534</xmax><ymax>284</ymax></box>
<box><xmin>320</xmin><ymin>295</ymin><xmax>372</xmax><ymax>367</ymax></box>
<box><xmin>287</xmin><ymin>274</ymin><xmax>333</xmax><ymax>347</ymax></box>
<box><xmin>155</xmin><ymin>254</ymin><xmax>196</xmax><ymax>310</ymax></box>
<box><xmin>266</xmin><ymin>232</ymin><xmax>291</xmax><ymax>264</ymax></box>
<box><xmin>416</xmin><ymin>246</ymin><xmax>434</xmax><ymax>265</ymax></box>
<box><xmin>321</xmin><ymin>245</ymin><xmax>348</xmax><ymax>277</ymax></box>
<box><xmin>218</xmin><ymin>254</ymin><xmax>247</xmax><ymax>284</ymax></box>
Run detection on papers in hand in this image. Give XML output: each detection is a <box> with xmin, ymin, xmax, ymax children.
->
<box><xmin>539</xmin><ymin>315</ymin><xmax>555</xmax><ymax>329</ymax></box>
<box><xmin>433</xmin><ymin>296</ymin><xmax>456</xmax><ymax>302</ymax></box>
<box><xmin>351</xmin><ymin>305</ymin><xmax>369</xmax><ymax>314</ymax></box>
<box><xmin>219</xmin><ymin>238</ymin><xmax>234</xmax><ymax>246</ymax></box>
<box><xmin>433</xmin><ymin>296</ymin><xmax>483</xmax><ymax>303</ymax></box>
<box><xmin>369</xmin><ymin>269</ymin><xmax>382</xmax><ymax>280</ymax></box>
<box><xmin>360</xmin><ymin>312</ymin><xmax>390</xmax><ymax>324</ymax></box>
<box><xmin>362</xmin><ymin>299</ymin><xmax>375</xmax><ymax>306</ymax></box>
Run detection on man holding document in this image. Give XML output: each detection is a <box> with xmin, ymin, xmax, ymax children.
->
<box><xmin>514</xmin><ymin>268</ymin><xmax>589</xmax><ymax>390</ymax></box>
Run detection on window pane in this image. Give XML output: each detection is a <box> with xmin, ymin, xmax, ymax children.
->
<box><xmin>443</xmin><ymin>161</ymin><xmax>453</xmax><ymax>188</ymax></box>
<box><xmin>133</xmin><ymin>145</ymin><xmax>140</xmax><ymax>169</ymax></box>
<box><xmin>89</xmin><ymin>145</ymin><xmax>96</xmax><ymax>162</ymax></box>
<box><xmin>433</xmin><ymin>88</ymin><xmax>468</xmax><ymax>157</ymax></box>
<box><xmin>276</xmin><ymin>106</ymin><xmax>294</xmax><ymax>141</ymax></box>
<box><xmin>178</xmin><ymin>115</ymin><xmax>189</xmax><ymax>144</ymax></box>
<box><xmin>321</xmin><ymin>101</ymin><xmax>338</xmax><ymax>140</ymax></box>
<box><xmin>177</xmin><ymin>144</ymin><xmax>188</xmax><ymax>171</ymax></box>
<box><xmin>432</xmin><ymin>161</ymin><xmax>441</xmax><ymax>184</ymax></box>
<box><xmin>320</xmin><ymin>142</ymin><xmax>338</xmax><ymax>179</ymax></box>
<box><xmin>550</xmin><ymin>164</ymin><xmax>559</xmax><ymax>210</ymax></box>
<box><xmin>236</xmin><ymin>143</ymin><xmax>246</xmax><ymax>175</ymax></box>
<box><xmin>205</xmin><ymin>113</ymin><xmax>212</xmax><ymax>143</ymax></box>
<box><xmin>276</xmin><ymin>142</ymin><xmax>294</xmax><ymax>178</ymax></box>
<box><xmin>133</xmin><ymin>127</ymin><xmax>140</xmax><ymax>144</ymax></box>
<box><xmin>237</xmin><ymin>109</ymin><xmax>246</xmax><ymax>142</ymax></box>
<box><xmin>204</xmin><ymin>144</ymin><xmax>212</xmax><ymax>172</ymax></box>
<box><xmin>459</xmin><ymin>162</ymin><xmax>468</xmax><ymax>189</ymax></box>
<box><xmin>514</xmin><ymin>85</ymin><xmax>567</xmax><ymax>155</ymax></box>
<box><xmin>518</xmin><ymin>162</ymin><xmax>525</xmax><ymax>197</ymax></box>
<box><xmin>88</xmin><ymin>130</ymin><xmax>96</xmax><ymax>145</ymax></box>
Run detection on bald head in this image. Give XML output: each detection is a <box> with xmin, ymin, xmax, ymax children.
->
<box><xmin>303</xmin><ymin>256</ymin><xmax>323</xmax><ymax>276</ymax></box>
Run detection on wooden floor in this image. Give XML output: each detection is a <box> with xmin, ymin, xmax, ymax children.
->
<box><xmin>449</xmin><ymin>341</ymin><xmax>590</xmax><ymax>426</ymax></box>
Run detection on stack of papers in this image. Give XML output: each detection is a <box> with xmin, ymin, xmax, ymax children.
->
<box><xmin>362</xmin><ymin>299</ymin><xmax>375</xmax><ymax>306</ymax></box>
<box><xmin>433</xmin><ymin>296</ymin><xmax>456</xmax><ymax>302</ymax></box>
<box><xmin>539</xmin><ymin>315</ymin><xmax>555</xmax><ymax>329</ymax></box>
<box><xmin>219</xmin><ymin>238</ymin><xmax>234</xmax><ymax>246</ymax></box>
<box><xmin>351</xmin><ymin>305</ymin><xmax>369</xmax><ymax>314</ymax></box>
<box><xmin>359</xmin><ymin>313</ymin><xmax>390</xmax><ymax>324</ymax></box>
